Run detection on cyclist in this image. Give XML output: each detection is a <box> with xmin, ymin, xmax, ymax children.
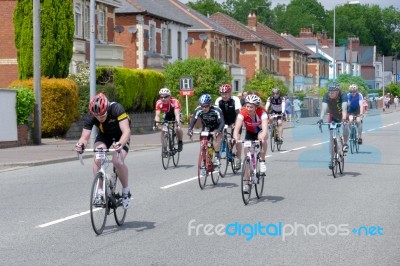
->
<box><xmin>215</xmin><ymin>84</ymin><xmax>242</xmax><ymax>170</ymax></box>
<box><xmin>188</xmin><ymin>94</ymin><xmax>225</xmax><ymax>167</ymax></box>
<box><xmin>318</xmin><ymin>83</ymin><xmax>349</xmax><ymax>169</ymax></box>
<box><xmin>75</xmin><ymin>93</ymin><xmax>132</xmax><ymax>209</ymax></box>
<box><xmin>233</xmin><ymin>94</ymin><xmax>268</xmax><ymax>194</ymax></box>
<box><xmin>347</xmin><ymin>84</ymin><xmax>364</xmax><ymax>144</ymax></box>
<box><xmin>153</xmin><ymin>87</ymin><xmax>184</xmax><ymax>152</ymax></box>
<box><xmin>265</xmin><ymin>88</ymin><xmax>285</xmax><ymax>143</ymax></box>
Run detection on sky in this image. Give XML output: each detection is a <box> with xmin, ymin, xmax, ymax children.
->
<box><xmin>179</xmin><ymin>0</ymin><xmax>400</xmax><ymax>10</ymax></box>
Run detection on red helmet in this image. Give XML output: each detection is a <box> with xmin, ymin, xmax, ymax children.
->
<box><xmin>219</xmin><ymin>84</ymin><xmax>232</xmax><ymax>93</ymax></box>
<box><xmin>89</xmin><ymin>93</ymin><xmax>109</xmax><ymax>116</ymax></box>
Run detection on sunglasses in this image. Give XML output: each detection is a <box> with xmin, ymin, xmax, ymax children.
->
<box><xmin>160</xmin><ymin>95</ymin><xmax>169</xmax><ymax>99</ymax></box>
<box><xmin>95</xmin><ymin>112</ymin><xmax>107</xmax><ymax>119</ymax></box>
<box><xmin>201</xmin><ymin>105</ymin><xmax>210</xmax><ymax>108</ymax></box>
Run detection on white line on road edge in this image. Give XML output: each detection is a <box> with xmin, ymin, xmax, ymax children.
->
<box><xmin>37</xmin><ymin>210</ymin><xmax>92</xmax><ymax>228</ymax></box>
<box><xmin>160</xmin><ymin>176</ymin><xmax>198</xmax><ymax>189</ymax></box>
<box><xmin>280</xmin><ymin>146</ymin><xmax>306</xmax><ymax>153</ymax></box>
<box><xmin>312</xmin><ymin>141</ymin><xmax>329</xmax><ymax>146</ymax></box>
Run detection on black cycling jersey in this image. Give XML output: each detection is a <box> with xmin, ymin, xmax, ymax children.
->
<box><xmin>267</xmin><ymin>96</ymin><xmax>285</xmax><ymax>114</ymax></box>
<box><xmin>188</xmin><ymin>105</ymin><xmax>225</xmax><ymax>132</ymax></box>
<box><xmin>216</xmin><ymin>98</ymin><xmax>239</xmax><ymax>126</ymax></box>
<box><xmin>83</xmin><ymin>102</ymin><xmax>131</xmax><ymax>140</ymax></box>
<box><xmin>322</xmin><ymin>91</ymin><xmax>348</xmax><ymax>121</ymax></box>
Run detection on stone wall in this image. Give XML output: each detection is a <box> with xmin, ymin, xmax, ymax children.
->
<box><xmin>65</xmin><ymin>112</ymin><xmax>155</xmax><ymax>140</ymax></box>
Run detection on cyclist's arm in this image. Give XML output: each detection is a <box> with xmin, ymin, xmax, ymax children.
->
<box><xmin>188</xmin><ymin>108</ymin><xmax>199</xmax><ymax>131</ymax></box>
<box><xmin>154</xmin><ymin>110</ymin><xmax>161</xmax><ymax>123</ymax></box>
<box><xmin>174</xmin><ymin>108</ymin><xmax>181</xmax><ymax>127</ymax></box>
<box><xmin>216</xmin><ymin>108</ymin><xmax>225</xmax><ymax>133</ymax></box>
<box><xmin>358</xmin><ymin>94</ymin><xmax>364</xmax><ymax>116</ymax></box>
<box><xmin>281</xmin><ymin>98</ymin><xmax>286</xmax><ymax>115</ymax></box>
<box><xmin>118</xmin><ymin>119</ymin><xmax>131</xmax><ymax>147</ymax></box>
<box><xmin>265</xmin><ymin>99</ymin><xmax>270</xmax><ymax>112</ymax></box>
<box><xmin>259</xmin><ymin>114</ymin><xmax>268</xmax><ymax>141</ymax></box>
<box><xmin>341</xmin><ymin>102</ymin><xmax>348</xmax><ymax>121</ymax></box>
<box><xmin>77</xmin><ymin>128</ymin><xmax>91</xmax><ymax>147</ymax></box>
<box><xmin>233</xmin><ymin>114</ymin><xmax>244</xmax><ymax>140</ymax></box>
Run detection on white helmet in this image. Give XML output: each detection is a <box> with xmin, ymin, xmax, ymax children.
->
<box><xmin>245</xmin><ymin>94</ymin><xmax>261</xmax><ymax>106</ymax></box>
<box><xmin>159</xmin><ymin>87</ymin><xmax>171</xmax><ymax>95</ymax></box>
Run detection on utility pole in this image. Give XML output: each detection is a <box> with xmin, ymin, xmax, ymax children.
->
<box><xmin>33</xmin><ymin>0</ymin><xmax>41</xmax><ymax>144</ymax></box>
<box><xmin>89</xmin><ymin>0</ymin><xmax>97</xmax><ymax>147</ymax></box>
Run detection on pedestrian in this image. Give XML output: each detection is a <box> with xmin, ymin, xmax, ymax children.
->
<box><xmin>293</xmin><ymin>97</ymin><xmax>302</xmax><ymax>122</ymax></box>
<box><xmin>285</xmin><ymin>96</ymin><xmax>292</xmax><ymax>122</ymax></box>
<box><xmin>394</xmin><ymin>96</ymin><xmax>398</xmax><ymax>109</ymax></box>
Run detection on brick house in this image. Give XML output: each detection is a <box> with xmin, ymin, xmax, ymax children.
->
<box><xmin>246</xmin><ymin>11</ymin><xmax>310</xmax><ymax>92</ymax></box>
<box><xmin>209</xmin><ymin>12</ymin><xmax>281</xmax><ymax>82</ymax></box>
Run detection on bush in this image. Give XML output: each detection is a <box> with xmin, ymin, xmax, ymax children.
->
<box><xmin>15</xmin><ymin>87</ymin><xmax>35</xmax><ymax>125</ymax></box>
<box><xmin>10</xmin><ymin>78</ymin><xmax>79</xmax><ymax>137</ymax></box>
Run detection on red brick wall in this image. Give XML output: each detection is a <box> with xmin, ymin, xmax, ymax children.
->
<box><xmin>0</xmin><ymin>0</ymin><xmax>18</xmax><ymax>88</ymax></box>
<box><xmin>115</xmin><ymin>15</ymin><xmax>138</xmax><ymax>69</ymax></box>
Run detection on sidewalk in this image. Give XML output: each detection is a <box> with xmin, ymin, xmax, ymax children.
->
<box><xmin>1</xmin><ymin>108</ymin><xmax>397</xmax><ymax>171</ymax></box>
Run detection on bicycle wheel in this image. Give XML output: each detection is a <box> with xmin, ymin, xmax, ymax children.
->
<box><xmin>171</xmin><ymin>132</ymin><xmax>180</xmax><ymax>167</ymax></box>
<box><xmin>113</xmin><ymin>174</ymin><xmax>127</xmax><ymax>226</ymax></box>
<box><xmin>331</xmin><ymin>140</ymin><xmax>338</xmax><ymax>178</ymax></box>
<box><xmin>255</xmin><ymin>157</ymin><xmax>265</xmax><ymax>199</ymax></box>
<box><xmin>198</xmin><ymin>150</ymin><xmax>207</xmax><ymax>189</ymax></box>
<box><xmin>241</xmin><ymin>157</ymin><xmax>252</xmax><ymax>205</ymax></box>
<box><xmin>354</xmin><ymin>127</ymin><xmax>360</xmax><ymax>153</ymax></box>
<box><xmin>90</xmin><ymin>172</ymin><xmax>108</xmax><ymax>235</ymax></box>
<box><xmin>218</xmin><ymin>138</ymin><xmax>228</xmax><ymax>177</ymax></box>
<box><xmin>231</xmin><ymin>153</ymin><xmax>239</xmax><ymax>174</ymax></box>
<box><xmin>270</xmin><ymin>129</ymin><xmax>276</xmax><ymax>152</ymax></box>
<box><xmin>350</xmin><ymin>127</ymin><xmax>356</xmax><ymax>154</ymax></box>
<box><xmin>276</xmin><ymin>132</ymin><xmax>282</xmax><ymax>151</ymax></box>
<box><xmin>161</xmin><ymin>133</ymin><xmax>170</xmax><ymax>170</ymax></box>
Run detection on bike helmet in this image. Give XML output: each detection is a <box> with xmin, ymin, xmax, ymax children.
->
<box><xmin>219</xmin><ymin>84</ymin><xmax>232</xmax><ymax>93</ymax></box>
<box><xmin>272</xmin><ymin>88</ymin><xmax>280</xmax><ymax>94</ymax></box>
<box><xmin>328</xmin><ymin>82</ymin><xmax>340</xmax><ymax>91</ymax></box>
<box><xmin>245</xmin><ymin>94</ymin><xmax>261</xmax><ymax>106</ymax></box>
<box><xmin>89</xmin><ymin>93</ymin><xmax>109</xmax><ymax>116</ymax></box>
<box><xmin>159</xmin><ymin>87</ymin><xmax>171</xmax><ymax>96</ymax></box>
<box><xmin>349</xmin><ymin>84</ymin><xmax>358</xmax><ymax>92</ymax></box>
<box><xmin>199</xmin><ymin>94</ymin><xmax>212</xmax><ymax>105</ymax></box>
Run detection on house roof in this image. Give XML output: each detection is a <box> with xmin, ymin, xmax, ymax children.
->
<box><xmin>254</xmin><ymin>23</ymin><xmax>303</xmax><ymax>52</ymax></box>
<box><xmin>354</xmin><ymin>46</ymin><xmax>375</xmax><ymax>66</ymax></box>
<box><xmin>281</xmin><ymin>34</ymin><xmax>312</xmax><ymax>56</ymax></box>
<box><xmin>116</xmin><ymin>0</ymin><xmax>192</xmax><ymax>27</ymax></box>
<box><xmin>209</xmin><ymin>12</ymin><xmax>280</xmax><ymax>49</ymax></box>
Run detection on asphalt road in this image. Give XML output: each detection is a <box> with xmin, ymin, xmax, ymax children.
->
<box><xmin>1</xmin><ymin>111</ymin><xmax>399</xmax><ymax>265</ymax></box>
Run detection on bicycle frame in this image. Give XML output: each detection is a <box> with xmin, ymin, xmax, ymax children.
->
<box><xmin>156</xmin><ymin>121</ymin><xmax>180</xmax><ymax>169</ymax></box>
<box><xmin>319</xmin><ymin>122</ymin><xmax>345</xmax><ymax>177</ymax></box>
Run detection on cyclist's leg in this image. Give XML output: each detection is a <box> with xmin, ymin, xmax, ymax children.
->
<box><xmin>234</xmin><ymin>126</ymin><xmax>243</xmax><ymax>167</ymax></box>
<box><xmin>112</xmin><ymin>144</ymin><xmax>131</xmax><ymax>208</ymax></box>
<box><xmin>257</xmin><ymin>130</ymin><xmax>268</xmax><ymax>172</ymax></box>
<box><xmin>213</xmin><ymin>130</ymin><xmax>223</xmax><ymax>160</ymax></box>
<box><xmin>277</xmin><ymin>115</ymin><xmax>284</xmax><ymax>140</ymax></box>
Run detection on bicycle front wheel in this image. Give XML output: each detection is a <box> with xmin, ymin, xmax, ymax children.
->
<box><xmin>198</xmin><ymin>150</ymin><xmax>207</xmax><ymax>189</ymax></box>
<box><xmin>241</xmin><ymin>157</ymin><xmax>252</xmax><ymax>205</ymax></box>
<box><xmin>161</xmin><ymin>134</ymin><xmax>170</xmax><ymax>170</ymax></box>
<box><xmin>350</xmin><ymin>127</ymin><xmax>356</xmax><ymax>154</ymax></box>
<box><xmin>231</xmin><ymin>153</ymin><xmax>239</xmax><ymax>174</ymax></box>
<box><xmin>331</xmin><ymin>140</ymin><xmax>339</xmax><ymax>178</ymax></box>
<box><xmin>270</xmin><ymin>130</ymin><xmax>275</xmax><ymax>152</ymax></box>
<box><xmin>90</xmin><ymin>173</ymin><xmax>108</xmax><ymax>235</ymax></box>
<box><xmin>219</xmin><ymin>139</ymin><xmax>228</xmax><ymax>178</ymax></box>
<box><xmin>113</xmin><ymin>175</ymin><xmax>127</xmax><ymax>226</ymax></box>
<box><xmin>172</xmin><ymin>133</ymin><xmax>180</xmax><ymax>167</ymax></box>
<box><xmin>255</xmin><ymin>157</ymin><xmax>265</xmax><ymax>199</ymax></box>
<box><xmin>276</xmin><ymin>134</ymin><xmax>282</xmax><ymax>151</ymax></box>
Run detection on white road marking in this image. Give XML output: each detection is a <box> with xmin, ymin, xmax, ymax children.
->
<box><xmin>160</xmin><ymin>176</ymin><xmax>197</xmax><ymax>189</ymax></box>
<box><xmin>292</xmin><ymin>146</ymin><xmax>307</xmax><ymax>151</ymax></box>
<box><xmin>37</xmin><ymin>210</ymin><xmax>92</xmax><ymax>228</ymax></box>
<box><xmin>312</xmin><ymin>141</ymin><xmax>329</xmax><ymax>146</ymax></box>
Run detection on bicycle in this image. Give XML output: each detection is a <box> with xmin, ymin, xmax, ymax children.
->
<box><xmin>348</xmin><ymin>115</ymin><xmax>360</xmax><ymax>154</ymax></box>
<box><xmin>78</xmin><ymin>148</ymin><xmax>127</xmax><ymax>235</ymax></box>
<box><xmin>238</xmin><ymin>140</ymin><xmax>265</xmax><ymax>205</ymax></box>
<box><xmin>319</xmin><ymin>121</ymin><xmax>345</xmax><ymax>178</ymax></box>
<box><xmin>192</xmin><ymin>130</ymin><xmax>220</xmax><ymax>189</ymax></box>
<box><xmin>155</xmin><ymin>121</ymin><xmax>180</xmax><ymax>170</ymax></box>
<box><xmin>219</xmin><ymin>126</ymin><xmax>239</xmax><ymax>177</ymax></box>
<box><xmin>269</xmin><ymin>115</ymin><xmax>282</xmax><ymax>152</ymax></box>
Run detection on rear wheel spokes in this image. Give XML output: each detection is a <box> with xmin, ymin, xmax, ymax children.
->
<box><xmin>255</xmin><ymin>157</ymin><xmax>265</xmax><ymax>199</ymax></box>
<box><xmin>90</xmin><ymin>173</ymin><xmax>108</xmax><ymax>235</ymax></box>
<box><xmin>113</xmin><ymin>175</ymin><xmax>127</xmax><ymax>226</ymax></box>
<box><xmin>270</xmin><ymin>130</ymin><xmax>275</xmax><ymax>152</ymax></box>
<box><xmin>331</xmin><ymin>141</ymin><xmax>338</xmax><ymax>178</ymax></box>
<box><xmin>219</xmin><ymin>139</ymin><xmax>228</xmax><ymax>178</ymax></box>
<box><xmin>172</xmin><ymin>133</ymin><xmax>180</xmax><ymax>166</ymax></box>
<box><xmin>161</xmin><ymin>134</ymin><xmax>170</xmax><ymax>170</ymax></box>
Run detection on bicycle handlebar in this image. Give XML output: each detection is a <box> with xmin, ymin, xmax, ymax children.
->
<box><xmin>77</xmin><ymin>148</ymin><xmax>121</xmax><ymax>165</ymax></box>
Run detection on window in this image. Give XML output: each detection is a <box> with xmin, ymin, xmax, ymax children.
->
<box><xmin>222</xmin><ymin>38</ymin><xmax>226</xmax><ymax>63</ymax></box>
<box><xmin>168</xmin><ymin>29</ymin><xmax>172</xmax><ymax>56</ymax></box>
<box><xmin>74</xmin><ymin>3</ymin><xmax>82</xmax><ymax>37</ymax></box>
<box><xmin>261</xmin><ymin>46</ymin><xmax>266</xmax><ymax>69</ymax></box>
<box><xmin>149</xmin><ymin>24</ymin><xmax>155</xmax><ymax>53</ymax></box>
<box><xmin>98</xmin><ymin>10</ymin><xmax>105</xmax><ymax>41</ymax></box>
<box><xmin>214</xmin><ymin>37</ymin><xmax>219</xmax><ymax>60</ymax></box>
<box><xmin>177</xmin><ymin>31</ymin><xmax>182</xmax><ymax>59</ymax></box>
<box><xmin>232</xmin><ymin>41</ymin><xmax>236</xmax><ymax>64</ymax></box>
<box><xmin>84</xmin><ymin>5</ymin><xmax>89</xmax><ymax>39</ymax></box>
<box><xmin>161</xmin><ymin>27</ymin><xmax>167</xmax><ymax>55</ymax></box>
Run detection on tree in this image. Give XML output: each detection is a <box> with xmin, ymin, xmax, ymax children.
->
<box><xmin>186</xmin><ymin>0</ymin><xmax>224</xmax><ymax>17</ymax></box>
<box><xmin>222</xmin><ymin>0</ymin><xmax>274</xmax><ymax>25</ymax></box>
<box><xmin>243</xmin><ymin>69</ymin><xmax>287</xmax><ymax>99</ymax></box>
<box><xmin>14</xmin><ymin>0</ymin><xmax>74</xmax><ymax>80</ymax></box>
<box><xmin>163</xmin><ymin>57</ymin><xmax>231</xmax><ymax>115</ymax></box>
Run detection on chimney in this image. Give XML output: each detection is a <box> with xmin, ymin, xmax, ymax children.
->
<box><xmin>320</xmin><ymin>30</ymin><xmax>328</xmax><ymax>47</ymax></box>
<box><xmin>348</xmin><ymin>36</ymin><xmax>360</xmax><ymax>48</ymax></box>
<box><xmin>247</xmin><ymin>10</ymin><xmax>257</xmax><ymax>30</ymax></box>
<box><xmin>299</xmin><ymin>28</ymin><xmax>313</xmax><ymax>38</ymax></box>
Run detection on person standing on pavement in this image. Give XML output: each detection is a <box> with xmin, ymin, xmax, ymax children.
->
<box><xmin>285</xmin><ymin>96</ymin><xmax>292</xmax><ymax>122</ymax></box>
<box><xmin>318</xmin><ymin>83</ymin><xmax>349</xmax><ymax>170</ymax></box>
<box><xmin>215</xmin><ymin>84</ymin><xmax>243</xmax><ymax>170</ymax></box>
<box><xmin>153</xmin><ymin>87</ymin><xmax>184</xmax><ymax>152</ymax></box>
<box><xmin>75</xmin><ymin>93</ymin><xmax>132</xmax><ymax>209</ymax></box>
<box><xmin>293</xmin><ymin>97</ymin><xmax>302</xmax><ymax>122</ymax></box>
<box><xmin>394</xmin><ymin>96</ymin><xmax>399</xmax><ymax>109</ymax></box>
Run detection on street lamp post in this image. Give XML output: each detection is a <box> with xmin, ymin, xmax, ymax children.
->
<box><xmin>333</xmin><ymin>1</ymin><xmax>360</xmax><ymax>81</ymax></box>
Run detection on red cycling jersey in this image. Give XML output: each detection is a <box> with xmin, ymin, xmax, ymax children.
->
<box><xmin>155</xmin><ymin>98</ymin><xmax>181</xmax><ymax>121</ymax></box>
<box><xmin>237</xmin><ymin>107</ymin><xmax>268</xmax><ymax>134</ymax></box>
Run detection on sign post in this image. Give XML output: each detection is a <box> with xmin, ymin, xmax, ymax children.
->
<box><xmin>179</xmin><ymin>77</ymin><xmax>194</xmax><ymax>120</ymax></box>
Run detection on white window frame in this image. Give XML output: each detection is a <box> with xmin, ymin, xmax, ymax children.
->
<box><xmin>74</xmin><ymin>3</ymin><xmax>82</xmax><ymax>38</ymax></box>
<box><xmin>149</xmin><ymin>24</ymin><xmax>155</xmax><ymax>53</ymax></box>
<box><xmin>98</xmin><ymin>10</ymin><xmax>105</xmax><ymax>42</ymax></box>
<box><xmin>84</xmin><ymin>5</ymin><xmax>89</xmax><ymax>39</ymax></box>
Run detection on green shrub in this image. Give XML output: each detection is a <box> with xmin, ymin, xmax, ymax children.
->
<box><xmin>15</xmin><ymin>87</ymin><xmax>35</xmax><ymax>125</ymax></box>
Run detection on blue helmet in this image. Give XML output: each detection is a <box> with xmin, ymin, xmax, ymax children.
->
<box><xmin>328</xmin><ymin>82</ymin><xmax>340</xmax><ymax>91</ymax></box>
<box><xmin>199</xmin><ymin>94</ymin><xmax>212</xmax><ymax>105</ymax></box>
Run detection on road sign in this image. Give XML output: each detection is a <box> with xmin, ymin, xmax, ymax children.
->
<box><xmin>180</xmin><ymin>90</ymin><xmax>194</xmax><ymax>96</ymax></box>
<box><xmin>180</xmin><ymin>77</ymin><xmax>193</xmax><ymax>91</ymax></box>
<box><xmin>397</xmin><ymin>74</ymin><xmax>400</xmax><ymax>81</ymax></box>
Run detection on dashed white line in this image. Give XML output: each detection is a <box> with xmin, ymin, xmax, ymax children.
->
<box><xmin>160</xmin><ymin>176</ymin><xmax>198</xmax><ymax>189</ymax></box>
<box><xmin>37</xmin><ymin>210</ymin><xmax>92</xmax><ymax>228</ymax></box>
